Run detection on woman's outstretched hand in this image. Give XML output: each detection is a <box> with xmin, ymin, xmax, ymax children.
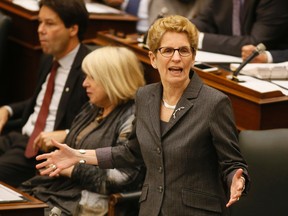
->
<box><xmin>226</xmin><ymin>168</ymin><xmax>246</xmax><ymax>207</ymax></box>
<box><xmin>36</xmin><ymin>139</ymin><xmax>78</xmax><ymax>177</ymax></box>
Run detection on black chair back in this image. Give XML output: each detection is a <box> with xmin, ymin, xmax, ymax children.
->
<box><xmin>231</xmin><ymin>129</ymin><xmax>288</xmax><ymax>216</ymax></box>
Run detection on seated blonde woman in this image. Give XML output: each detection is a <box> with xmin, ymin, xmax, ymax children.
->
<box><xmin>20</xmin><ymin>46</ymin><xmax>146</xmax><ymax>216</ymax></box>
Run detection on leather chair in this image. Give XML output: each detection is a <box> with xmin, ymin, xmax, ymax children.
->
<box><xmin>108</xmin><ymin>191</ymin><xmax>141</xmax><ymax>216</ymax></box>
<box><xmin>231</xmin><ymin>128</ymin><xmax>288</xmax><ymax>216</ymax></box>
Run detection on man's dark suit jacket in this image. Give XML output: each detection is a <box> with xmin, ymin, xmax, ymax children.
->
<box><xmin>271</xmin><ymin>49</ymin><xmax>288</xmax><ymax>63</ymax></box>
<box><xmin>0</xmin><ymin>44</ymin><xmax>90</xmax><ymax>187</ymax></box>
<box><xmin>191</xmin><ymin>0</ymin><xmax>288</xmax><ymax>56</ymax></box>
<box><xmin>8</xmin><ymin>44</ymin><xmax>90</xmax><ymax>131</ymax></box>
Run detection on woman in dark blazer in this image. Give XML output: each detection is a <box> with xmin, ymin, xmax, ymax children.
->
<box><xmin>37</xmin><ymin>15</ymin><xmax>250</xmax><ymax>216</ymax></box>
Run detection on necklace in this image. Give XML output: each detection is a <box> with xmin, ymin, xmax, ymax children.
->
<box><xmin>96</xmin><ymin>109</ymin><xmax>104</xmax><ymax>123</ymax></box>
<box><xmin>162</xmin><ymin>99</ymin><xmax>176</xmax><ymax>110</ymax></box>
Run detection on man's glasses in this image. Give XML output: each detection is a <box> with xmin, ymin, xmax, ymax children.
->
<box><xmin>157</xmin><ymin>46</ymin><xmax>194</xmax><ymax>57</ymax></box>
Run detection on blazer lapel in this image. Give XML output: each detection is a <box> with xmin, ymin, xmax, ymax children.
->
<box><xmin>54</xmin><ymin>44</ymin><xmax>89</xmax><ymax>129</ymax></box>
<box><xmin>148</xmin><ymin>83</ymin><xmax>162</xmax><ymax>140</ymax></box>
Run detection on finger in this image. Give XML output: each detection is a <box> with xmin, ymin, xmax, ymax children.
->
<box><xmin>39</xmin><ymin>163</ymin><xmax>58</xmax><ymax>176</ymax></box>
<box><xmin>33</xmin><ymin>135</ymin><xmax>40</xmax><ymax>149</ymax></box>
<box><xmin>36</xmin><ymin>159</ymin><xmax>50</xmax><ymax>169</ymax></box>
<box><xmin>226</xmin><ymin>196</ymin><xmax>240</xmax><ymax>207</ymax></box>
<box><xmin>0</xmin><ymin>124</ymin><xmax>3</xmax><ymax>134</ymax></box>
<box><xmin>234</xmin><ymin>168</ymin><xmax>244</xmax><ymax>179</ymax></box>
<box><xmin>39</xmin><ymin>167</ymin><xmax>53</xmax><ymax>176</ymax></box>
<box><xmin>49</xmin><ymin>167</ymin><xmax>61</xmax><ymax>177</ymax></box>
<box><xmin>51</xmin><ymin>139</ymin><xmax>63</xmax><ymax>149</ymax></box>
<box><xmin>36</xmin><ymin>152</ymin><xmax>51</xmax><ymax>161</ymax></box>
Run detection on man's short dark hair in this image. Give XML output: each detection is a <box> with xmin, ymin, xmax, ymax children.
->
<box><xmin>39</xmin><ymin>0</ymin><xmax>89</xmax><ymax>41</ymax></box>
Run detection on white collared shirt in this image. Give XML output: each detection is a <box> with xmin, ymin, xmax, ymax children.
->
<box><xmin>22</xmin><ymin>44</ymin><xmax>80</xmax><ymax>136</ymax></box>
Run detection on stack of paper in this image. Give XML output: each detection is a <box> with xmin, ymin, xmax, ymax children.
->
<box><xmin>11</xmin><ymin>1</ymin><xmax>123</xmax><ymax>15</ymax></box>
<box><xmin>85</xmin><ymin>2</ymin><xmax>122</xmax><ymax>14</ymax></box>
<box><xmin>232</xmin><ymin>75</ymin><xmax>288</xmax><ymax>95</ymax></box>
<box><xmin>12</xmin><ymin>0</ymin><xmax>39</xmax><ymax>11</ymax></box>
<box><xmin>0</xmin><ymin>183</ymin><xmax>24</xmax><ymax>203</ymax></box>
<box><xmin>231</xmin><ymin>62</ymin><xmax>288</xmax><ymax>80</ymax></box>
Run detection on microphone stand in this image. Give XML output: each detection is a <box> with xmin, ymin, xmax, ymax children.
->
<box><xmin>231</xmin><ymin>43</ymin><xmax>266</xmax><ymax>82</ymax></box>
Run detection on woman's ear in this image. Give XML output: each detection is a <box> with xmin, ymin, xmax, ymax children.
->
<box><xmin>148</xmin><ymin>51</ymin><xmax>157</xmax><ymax>69</ymax></box>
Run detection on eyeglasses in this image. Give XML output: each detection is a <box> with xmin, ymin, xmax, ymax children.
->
<box><xmin>157</xmin><ymin>46</ymin><xmax>194</xmax><ymax>57</ymax></box>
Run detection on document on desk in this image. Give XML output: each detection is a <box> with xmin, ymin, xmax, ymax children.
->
<box><xmin>195</xmin><ymin>51</ymin><xmax>242</xmax><ymax>63</ymax></box>
<box><xmin>236</xmin><ymin>75</ymin><xmax>288</xmax><ymax>96</ymax></box>
<box><xmin>85</xmin><ymin>2</ymin><xmax>123</xmax><ymax>14</ymax></box>
<box><xmin>0</xmin><ymin>183</ymin><xmax>25</xmax><ymax>203</ymax></box>
<box><xmin>231</xmin><ymin>62</ymin><xmax>288</xmax><ymax>80</ymax></box>
<box><xmin>12</xmin><ymin>0</ymin><xmax>39</xmax><ymax>11</ymax></box>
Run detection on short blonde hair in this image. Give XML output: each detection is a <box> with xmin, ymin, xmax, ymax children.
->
<box><xmin>82</xmin><ymin>46</ymin><xmax>145</xmax><ymax>105</ymax></box>
<box><xmin>147</xmin><ymin>15</ymin><xmax>198</xmax><ymax>54</ymax></box>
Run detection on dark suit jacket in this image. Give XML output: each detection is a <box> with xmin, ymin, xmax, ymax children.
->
<box><xmin>97</xmin><ymin>72</ymin><xmax>250</xmax><ymax>216</ymax></box>
<box><xmin>191</xmin><ymin>0</ymin><xmax>288</xmax><ymax>56</ymax></box>
<box><xmin>271</xmin><ymin>49</ymin><xmax>288</xmax><ymax>63</ymax></box>
<box><xmin>9</xmin><ymin>44</ymin><xmax>90</xmax><ymax>131</ymax></box>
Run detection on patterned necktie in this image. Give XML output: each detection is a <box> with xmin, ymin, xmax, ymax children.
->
<box><xmin>25</xmin><ymin>61</ymin><xmax>59</xmax><ymax>158</ymax></box>
<box><xmin>232</xmin><ymin>0</ymin><xmax>243</xmax><ymax>36</ymax></box>
<box><xmin>125</xmin><ymin>0</ymin><xmax>141</xmax><ymax>16</ymax></box>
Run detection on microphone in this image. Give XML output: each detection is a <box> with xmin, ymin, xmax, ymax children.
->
<box><xmin>231</xmin><ymin>43</ymin><xmax>266</xmax><ymax>82</ymax></box>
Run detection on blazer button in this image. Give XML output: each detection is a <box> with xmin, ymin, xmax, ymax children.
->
<box><xmin>158</xmin><ymin>166</ymin><xmax>163</xmax><ymax>173</ymax></box>
<box><xmin>157</xmin><ymin>186</ymin><xmax>163</xmax><ymax>193</ymax></box>
<box><xmin>156</xmin><ymin>147</ymin><xmax>161</xmax><ymax>154</ymax></box>
<box><xmin>65</xmin><ymin>87</ymin><xmax>70</xmax><ymax>92</ymax></box>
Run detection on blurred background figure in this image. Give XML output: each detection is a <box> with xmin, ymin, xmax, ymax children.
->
<box><xmin>103</xmin><ymin>0</ymin><xmax>208</xmax><ymax>33</ymax></box>
<box><xmin>191</xmin><ymin>0</ymin><xmax>288</xmax><ymax>56</ymax></box>
<box><xmin>0</xmin><ymin>0</ymin><xmax>90</xmax><ymax>187</ymax></box>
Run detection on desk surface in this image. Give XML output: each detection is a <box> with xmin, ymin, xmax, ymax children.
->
<box><xmin>0</xmin><ymin>182</ymin><xmax>48</xmax><ymax>216</ymax></box>
<box><xmin>91</xmin><ymin>31</ymin><xmax>288</xmax><ymax>130</ymax></box>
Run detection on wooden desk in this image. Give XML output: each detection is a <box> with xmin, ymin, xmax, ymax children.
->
<box><xmin>0</xmin><ymin>0</ymin><xmax>137</xmax><ymax>104</ymax></box>
<box><xmin>0</xmin><ymin>182</ymin><xmax>48</xmax><ymax>216</ymax></box>
<box><xmin>91</xmin><ymin>31</ymin><xmax>288</xmax><ymax>130</ymax></box>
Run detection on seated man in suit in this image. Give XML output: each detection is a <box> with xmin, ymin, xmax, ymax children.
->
<box><xmin>0</xmin><ymin>0</ymin><xmax>90</xmax><ymax>187</ymax></box>
<box><xmin>242</xmin><ymin>45</ymin><xmax>288</xmax><ymax>63</ymax></box>
<box><xmin>103</xmin><ymin>0</ymin><xmax>208</xmax><ymax>33</ymax></box>
<box><xmin>191</xmin><ymin>0</ymin><xmax>288</xmax><ymax>57</ymax></box>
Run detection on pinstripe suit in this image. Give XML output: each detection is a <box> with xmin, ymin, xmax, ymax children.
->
<box><xmin>97</xmin><ymin>71</ymin><xmax>249</xmax><ymax>216</ymax></box>
<box><xmin>270</xmin><ymin>49</ymin><xmax>288</xmax><ymax>63</ymax></box>
<box><xmin>191</xmin><ymin>0</ymin><xmax>288</xmax><ymax>57</ymax></box>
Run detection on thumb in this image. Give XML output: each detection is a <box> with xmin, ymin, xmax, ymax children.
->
<box><xmin>51</xmin><ymin>139</ymin><xmax>64</xmax><ymax>149</ymax></box>
<box><xmin>234</xmin><ymin>168</ymin><xmax>244</xmax><ymax>179</ymax></box>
